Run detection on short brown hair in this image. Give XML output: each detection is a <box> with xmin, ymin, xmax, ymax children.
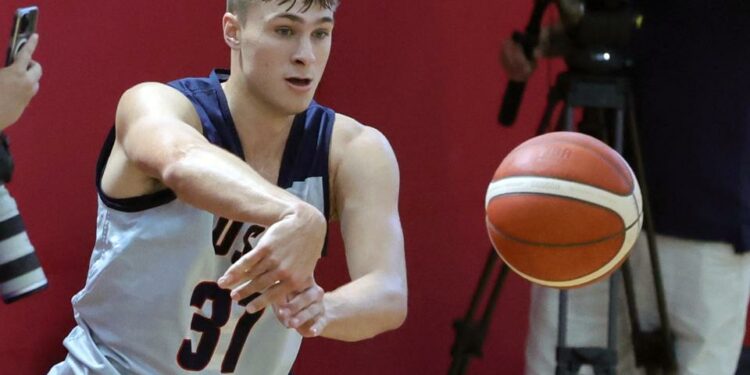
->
<box><xmin>227</xmin><ymin>0</ymin><xmax>339</xmax><ymax>22</ymax></box>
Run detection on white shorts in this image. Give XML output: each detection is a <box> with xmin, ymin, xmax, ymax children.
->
<box><xmin>525</xmin><ymin>234</ymin><xmax>750</xmax><ymax>375</ymax></box>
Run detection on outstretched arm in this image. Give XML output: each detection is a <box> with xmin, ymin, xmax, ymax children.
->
<box><xmin>110</xmin><ymin>83</ymin><xmax>324</xmax><ymax>311</ymax></box>
<box><xmin>277</xmin><ymin>117</ymin><xmax>407</xmax><ymax>341</ymax></box>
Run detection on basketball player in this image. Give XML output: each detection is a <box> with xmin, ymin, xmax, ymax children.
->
<box><xmin>501</xmin><ymin>2</ymin><xmax>750</xmax><ymax>374</ymax></box>
<box><xmin>49</xmin><ymin>1</ymin><xmax>407</xmax><ymax>373</ymax></box>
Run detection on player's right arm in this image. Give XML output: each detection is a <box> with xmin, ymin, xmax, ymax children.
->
<box><xmin>103</xmin><ymin>82</ymin><xmax>325</xmax><ymax>305</ymax></box>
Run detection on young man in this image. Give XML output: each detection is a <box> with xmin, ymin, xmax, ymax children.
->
<box><xmin>50</xmin><ymin>1</ymin><xmax>407</xmax><ymax>373</ymax></box>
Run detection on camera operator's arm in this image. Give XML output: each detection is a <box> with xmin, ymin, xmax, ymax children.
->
<box><xmin>501</xmin><ymin>23</ymin><xmax>568</xmax><ymax>81</ymax></box>
<box><xmin>0</xmin><ymin>34</ymin><xmax>41</xmax><ymax>130</ymax></box>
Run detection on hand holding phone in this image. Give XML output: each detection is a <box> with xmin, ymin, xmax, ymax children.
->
<box><xmin>0</xmin><ymin>7</ymin><xmax>41</xmax><ymax>130</ymax></box>
<box><xmin>5</xmin><ymin>6</ymin><xmax>38</xmax><ymax>67</ymax></box>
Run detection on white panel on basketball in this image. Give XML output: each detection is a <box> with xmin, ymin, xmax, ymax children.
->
<box><xmin>485</xmin><ymin>175</ymin><xmax>643</xmax><ymax>288</ymax></box>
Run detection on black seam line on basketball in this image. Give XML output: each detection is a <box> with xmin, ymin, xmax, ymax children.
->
<box><xmin>489</xmin><ymin>213</ymin><xmax>642</xmax><ymax>248</ymax></box>
<box><xmin>0</xmin><ymin>253</ymin><xmax>41</xmax><ymax>283</ymax></box>
<box><xmin>496</xmin><ymin>175</ymin><xmax>633</xmax><ymax>196</ymax></box>
<box><xmin>490</xmin><ymin>191</ymin><xmax>627</xmax><ymax>221</ymax></box>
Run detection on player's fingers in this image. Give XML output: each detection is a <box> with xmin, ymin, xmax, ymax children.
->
<box><xmin>278</xmin><ymin>284</ymin><xmax>323</xmax><ymax>318</ymax></box>
<box><xmin>218</xmin><ymin>247</ymin><xmax>267</xmax><ymax>288</ymax></box>
<box><xmin>245</xmin><ymin>281</ymin><xmax>290</xmax><ymax>314</ymax></box>
<box><xmin>12</xmin><ymin>34</ymin><xmax>38</xmax><ymax>71</ymax></box>
<box><xmin>298</xmin><ymin>314</ymin><xmax>327</xmax><ymax>337</ymax></box>
<box><xmin>230</xmin><ymin>270</ymin><xmax>278</xmax><ymax>302</ymax></box>
<box><xmin>288</xmin><ymin>301</ymin><xmax>324</xmax><ymax>329</ymax></box>
<box><xmin>247</xmin><ymin>282</ymin><xmax>298</xmax><ymax>321</ymax></box>
<box><xmin>244</xmin><ymin>292</ymin><xmax>270</xmax><ymax>314</ymax></box>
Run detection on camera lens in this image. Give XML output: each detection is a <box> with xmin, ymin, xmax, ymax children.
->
<box><xmin>0</xmin><ymin>187</ymin><xmax>47</xmax><ymax>303</ymax></box>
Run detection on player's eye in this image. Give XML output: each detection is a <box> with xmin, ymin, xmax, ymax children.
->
<box><xmin>312</xmin><ymin>29</ymin><xmax>331</xmax><ymax>40</ymax></box>
<box><xmin>275</xmin><ymin>27</ymin><xmax>294</xmax><ymax>37</ymax></box>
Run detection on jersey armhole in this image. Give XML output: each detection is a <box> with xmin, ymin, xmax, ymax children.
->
<box><xmin>95</xmin><ymin>127</ymin><xmax>177</xmax><ymax>212</ymax></box>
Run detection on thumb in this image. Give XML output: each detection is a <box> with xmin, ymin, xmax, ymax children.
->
<box><xmin>12</xmin><ymin>33</ymin><xmax>39</xmax><ymax>70</ymax></box>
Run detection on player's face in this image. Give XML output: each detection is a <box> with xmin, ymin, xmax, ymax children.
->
<box><xmin>232</xmin><ymin>2</ymin><xmax>334</xmax><ymax>115</ymax></box>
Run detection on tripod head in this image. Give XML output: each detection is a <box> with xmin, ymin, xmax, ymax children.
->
<box><xmin>498</xmin><ymin>0</ymin><xmax>640</xmax><ymax>126</ymax></box>
<box><xmin>559</xmin><ymin>0</ymin><xmax>636</xmax><ymax>74</ymax></box>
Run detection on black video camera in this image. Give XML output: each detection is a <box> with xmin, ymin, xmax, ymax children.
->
<box><xmin>557</xmin><ymin>0</ymin><xmax>637</xmax><ymax>74</ymax></box>
<box><xmin>499</xmin><ymin>0</ymin><xmax>639</xmax><ymax>125</ymax></box>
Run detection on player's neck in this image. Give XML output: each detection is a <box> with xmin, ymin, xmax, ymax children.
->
<box><xmin>221</xmin><ymin>78</ymin><xmax>295</xmax><ymax>140</ymax></box>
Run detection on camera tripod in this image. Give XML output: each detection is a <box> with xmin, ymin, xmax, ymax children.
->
<box><xmin>449</xmin><ymin>71</ymin><xmax>677</xmax><ymax>375</ymax></box>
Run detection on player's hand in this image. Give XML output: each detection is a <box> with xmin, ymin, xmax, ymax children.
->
<box><xmin>500</xmin><ymin>37</ymin><xmax>537</xmax><ymax>82</ymax></box>
<box><xmin>0</xmin><ymin>34</ymin><xmax>42</xmax><ymax>129</ymax></box>
<box><xmin>273</xmin><ymin>278</ymin><xmax>327</xmax><ymax>337</ymax></box>
<box><xmin>218</xmin><ymin>203</ymin><xmax>326</xmax><ymax>314</ymax></box>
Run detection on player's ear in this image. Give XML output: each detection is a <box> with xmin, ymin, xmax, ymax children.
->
<box><xmin>223</xmin><ymin>12</ymin><xmax>241</xmax><ymax>49</ymax></box>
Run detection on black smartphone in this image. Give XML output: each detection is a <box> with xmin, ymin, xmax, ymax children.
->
<box><xmin>5</xmin><ymin>6</ymin><xmax>38</xmax><ymax>67</ymax></box>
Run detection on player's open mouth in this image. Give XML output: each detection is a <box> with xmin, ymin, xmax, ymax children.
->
<box><xmin>286</xmin><ymin>78</ymin><xmax>312</xmax><ymax>87</ymax></box>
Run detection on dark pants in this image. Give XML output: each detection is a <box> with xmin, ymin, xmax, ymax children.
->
<box><xmin>738</xmin><ymin>346</ymin><xmax>750</xmax><ymax>375</ymax></box>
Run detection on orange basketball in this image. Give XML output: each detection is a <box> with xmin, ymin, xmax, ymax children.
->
<box><xmin>485</xmin><ymin>131</ymin><xmax>643</xmax><ymax>289</ymax></box>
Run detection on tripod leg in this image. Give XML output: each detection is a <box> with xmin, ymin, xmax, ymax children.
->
<box><xmin>563</xmin><ymin>103</ymin><xmax>575</xmax><ymax>131</ymax></box>
<box><xmin>625</xmin><ymin>91</ymin><xmax>676</xmax><ymax>373</ymax></box>
<box><xmin>538</xmin><ymin>81</ymin><xmax>565</xmax><ymax>136</ymax></box>
<box><xmin>558</xmin><ymin>289</ymin><xmax>569</xmax><ymax>349</ymax></box>
<box><xmin>555</xmin><ymin>289</ymin><xmax>572</xmax><ymax>375</ymax></box>
<box><xmin>449</xmin><ymin>248</ymin><xmax>510</xmax><ymax>375</ymax></box>
<box><xmin>607</xmin><ymin>273</ymin><xmax>619</xmax><ymax>352</ymax></box>
<box><xmin>612</xmin><ymin>108</ymin><xmax>625</xmax><ymax>154</ymax></box>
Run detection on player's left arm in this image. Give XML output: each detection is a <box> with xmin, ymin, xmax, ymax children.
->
<box><xmin>281</xmin><ymin>117</ymin><xmax>407</xmax><ymax>341</ymax></box>
<box><xmin>327</xmin><ymin>119</ymin><xmax>407</xmax><ymax>341</ymax></box>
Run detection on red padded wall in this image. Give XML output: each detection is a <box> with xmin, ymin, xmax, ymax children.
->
<box><xmin>0</xmin><ymin>1</ymin><xmax>699</xmax><ymax>374</ymax></box>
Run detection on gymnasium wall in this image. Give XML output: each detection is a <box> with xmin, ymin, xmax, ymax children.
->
<box><xmin>0</xmin><ymin>1</ymin><xmax>582</xmax><ymax>373</ymax></box>
<box><xmin>0</xmin><ymin>1</ymin><xmax>742</xmax><ymax>374</ymax></box>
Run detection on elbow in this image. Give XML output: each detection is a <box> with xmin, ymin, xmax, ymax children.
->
<box><xmin>381</xmin><ymin>284</ymin><xmax>408</xmax><ymax>333</ymax></box>
<box><xmin>159</xmin><ymin>146</ymin><xmax>198</xmax><ymax>194</ymax></box>
<box><xmin>160</xmin><ymin>157</ymin><xmax>187</xmax><ymax>193</ymax></box>
<box><xmin>392</xmin><ymin>288</ymin><xmax>408</xmax><ymax>330</ymax></box>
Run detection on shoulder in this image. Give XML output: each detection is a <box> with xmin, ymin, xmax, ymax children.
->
<box><xmin>330</xmin><ymin>113</ymin><xmax>399</xmax><ymax>186</ymax></box>
<box><xmin>119</xmin><ymin>82</ymin><xmax>195</xmax><ymax>116</ymax></box>
<box><xmin>328</xmin><ymin>113</ymin><xmax>400</xmax><ymax>219</ymax></box>
<box><xmin>331</xmin><ymin>113</ymin><xmax>392</xmax><ymax>154</ymax></box>
<box><xmin>116</xmin><ymin>82</ymin><xmax>201</xmax><ymax>132</ymax></box>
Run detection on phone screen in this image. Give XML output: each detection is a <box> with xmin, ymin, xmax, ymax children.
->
<box><xmin>5</xmin><ymin>6</ymin><xmax>39</xmax><ymax>67</ymax></box>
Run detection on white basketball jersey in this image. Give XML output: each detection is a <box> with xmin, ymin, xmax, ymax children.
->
<box><xmin>50</xmin><ymin>70</ymin><xmax>335</xmax><ymax>374</ymax></box>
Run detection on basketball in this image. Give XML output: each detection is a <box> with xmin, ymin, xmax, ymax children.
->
<box><xmin>484</xmin><ymin>131</ymin><xmax>643</xmax><ymax>289</ymax></box>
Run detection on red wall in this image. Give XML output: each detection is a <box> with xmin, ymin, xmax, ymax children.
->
<box><xmin>0</xmin><ymin>1</ymin><xmax>553</xmax><ymax>373</ymax></box>
<box><xmin>2</xmin><ymin>1</ymin><xmax>742</xmax><ymax>374</ymax></box>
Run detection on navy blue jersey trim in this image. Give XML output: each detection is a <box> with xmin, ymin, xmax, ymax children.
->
<box><xmin>277</xmin><ymin>116</ymin><xmax>306</xmax><ymax>187</ymax></box>
<box><xmin>276</xmin><ymin>103</ymin><xmax>335</xmax><ymax>222</ymax></box>
<box><xmin>95</xmin><ymin>128</ymin><xmax>177</xmax><ymax>212</ymax></box>
<box><xmin>166</xmin><ymin>70</ymin><xmax>245</xmax><ymax>160</ymax></box>
<box><xmin>211</xmin><ymin>69</ymin><xmax>245</xmax><ymax>160</ymax></box>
